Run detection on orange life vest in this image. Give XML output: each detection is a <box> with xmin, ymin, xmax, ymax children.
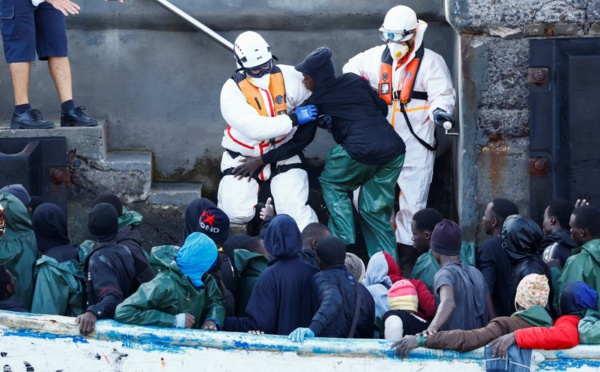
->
<box><xmin>378</xmin><ymin>46</ymin><xmax>428</xmax><ymax>105</ymax></box>
<box><xmin>234</xmin><ymin>66</ymin><xmax>287</xmax><ymax>117</ymax></box>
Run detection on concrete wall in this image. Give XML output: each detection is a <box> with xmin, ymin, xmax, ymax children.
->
<box><xmin>0</xmin><ymin>0</ymin><xmax>457</xmax><ymax>199</ymax></box>
<box><xmin>448</xmin><ymin>0</ymin><xmax>600</xmax><ymax>240</ymax></box>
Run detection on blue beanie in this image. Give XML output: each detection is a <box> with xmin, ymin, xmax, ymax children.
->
<box><xmin>0</xmin><ymin>184</ymin><xmax>31</xmax><ymax>207</ymax></box>
<box><xmin>560</xmin><ymin>281</ymin><xmax>598</xmax><ymax>316</ymax></box>
<box><xmin>176</xmin><ymin>232</ymin><xmax>218</xmax><ymax>288</ymax></box>
<box><xmin>295</xmin><ymin>47</ymin><xmax>336</xmax><ymax>88</ymax></box>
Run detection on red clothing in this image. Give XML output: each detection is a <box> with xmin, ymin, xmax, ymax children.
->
<box><xmin>515</xmin><ymin>315</ymin><xmax>580</xmax><ymax>350</ymax></box>
<box><xmin>382</xmin><ymin>251</ymin><xmax>435</xmax><ymax>320</ymax></box>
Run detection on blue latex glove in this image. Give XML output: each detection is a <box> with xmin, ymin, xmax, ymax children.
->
<box><xmin>317</xmin><ymin>115</ymin><xmax>332</xmax><ymax>131</ymax></box>
<box><xmin>295</xmin><ymin>105</ymin><xmax>318</xmax><ymax>125</ymax></box>
<box><xmin>288</xmin><ymin>327</ymin><xmax>315</xmax><ymax>342</ymax></box>
<box><xmin>432</xmin><ymin>108</ymin><xmax>455</xmax><ymax>128</ymax></box>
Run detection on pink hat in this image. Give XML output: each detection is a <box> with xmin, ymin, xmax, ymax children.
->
<box><xmin>387</xmin><ymin>279</ymin><xmax>418</xmax><ymax>312</ymax></box>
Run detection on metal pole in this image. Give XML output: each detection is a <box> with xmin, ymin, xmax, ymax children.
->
<box><xmin>152</xmin><ymin>0</ymin><xmax>234</xmax><ymax>51</ymax></box>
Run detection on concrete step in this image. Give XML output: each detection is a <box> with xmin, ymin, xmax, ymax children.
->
<box><xmin>0</xmin><ymin>119</ymin><xmax>107</xmax><ymax>160</ymax></box>
<box><xmin>148</xmin><ymin>182</ymin><xmax>202</xmax><ymax>206</ymax></box>
<box><xmin>103</xmin><ymin>150</ymin><xmax>153</xmax><ymax>200</ymax></box>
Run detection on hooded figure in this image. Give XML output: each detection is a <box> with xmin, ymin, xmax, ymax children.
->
<box><xmin>31</xmin><ymin>203</ymin><xmax>90</xmax><ymax>316</ymax></box>
<box><xmin>225</xmin><ymin>214</ymin><xmax>318</xmax><ymax>335</ymax></box>
<box><xmin>0</xmin><ymin>184</ymin><xmax>31</xmax><ymax>208</ymax></box>
<box><xmin>183</xmin><ymin>198</ymin><xmax>216</xmax><ymax>240</ymax></box>
<box><xmin>115</xmin><ymin>232</ymin><xmax>225</xmax><ymax>329</ymax></box>
<box><xmin>502</xmin><ymin>215</ymin><xmax>550</xmax><ymax>313</ymax></box>
<box><xmin>80</xmin><ymin>194</ymin><xmax>155</xmax><ymax>290</ymax></box>
<box><xmin>0</xmin><ymin>192</ymin><xmax>37</xmax><ymax>310</ymax></box>
<box><xmin>296</xmin><ymin>46</ymin><xmax>405</xmax><ymax>261</ymax></box>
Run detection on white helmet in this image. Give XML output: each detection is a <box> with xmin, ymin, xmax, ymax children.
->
<box><xmin>379</xmin><ymin>5</ymin><xmax>418</xmax><ymax>43</ymax></box>
<box><xmin>233</xmin><ymin>31</ymin><xmax>272</xmax><ymax>69</ymax></box>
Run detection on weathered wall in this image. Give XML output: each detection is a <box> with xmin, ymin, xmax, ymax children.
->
<box><xmin>448</xmin><ymin>0</ymin><xmax>600</xmax><ymax>240</ymax></box>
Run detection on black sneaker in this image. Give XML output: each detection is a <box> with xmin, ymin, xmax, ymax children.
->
<box><xmin>60</xmin><ymin>106</ymin><xmax>98</xmax><ymax>127</ymax></box>
<box><xmin>10</xmin><ymin>109</ymin><xmax>55</xmax><ymax>129</ymax></box>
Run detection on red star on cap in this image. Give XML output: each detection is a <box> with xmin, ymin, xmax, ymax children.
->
<box><xmin>201</xmin><ymin>211</ymin><xmax>216</xmax><ymax>227</ymax></box>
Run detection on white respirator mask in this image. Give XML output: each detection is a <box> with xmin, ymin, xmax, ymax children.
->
<box><xmin>388</xmin><ymin>42</ymin><xmax>410</xmax><ymax>61</ymax></box>
<box><xmin>248</xmin><ymin>74</ymin><xmax>271</xmax><ymax>90</ymax></box>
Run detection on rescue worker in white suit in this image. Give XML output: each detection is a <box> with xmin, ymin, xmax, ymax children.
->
<box><xmin>343</xmin><ymin>6</ymin><xmax>456</xmax><ymax>276</ymax></box>
<box><xmin>217</xmin><ymin>31</ymin><xmax>319</xmax><ymax>232</ymax></box>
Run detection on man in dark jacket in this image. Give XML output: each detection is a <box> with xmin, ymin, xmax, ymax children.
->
<box><xmin>477</xmin><ymin>198</ymin><xmax>519</xmax><ymax>317</ymax></box>
<box><xmin>76</xmin><ymin>203</ymin><xmax>137</xmax><ymax>336</ymax></box>
<box><xmin>502</xmin><ymin>215</ymin><xmax>550</xmax><ymax>312</ymax></box>
<box><xmin>540</xmin><ymin>199</ymin><xmax>577</xmax><ymax>268</ymax></box>
<box><xmin>224</xmin><ymin>214</ymin><xmax>318</xmax><ymax>335</ymax></box>
<box><xmin>90</xmin><ymin>193</ymin><xmax>155</xmax><ymax>287</ymax></box>
<box><xmin>289</xmin><ymin>236</ymin><xmax>375</xmax><ymax>342</ymax></box>
<box><xmin>295</xmin><ymin>46</ymin><xmax>406</xmax><ymax>261</ymax></box>
<box><xmin>234</xmin><ymin>237</ymin><xmax>270</xmax><ymax>316</ymax></box>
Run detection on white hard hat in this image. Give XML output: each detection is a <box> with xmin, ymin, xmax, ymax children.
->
<box><xmin>379</xmin><ymin>5</ymin><xmax>418</xmax><ymax>43</ymax></box>
<box><xmin>233</xmin><ymin>31</ymin><xmax>272</xmax><ymax>69</ymax></box>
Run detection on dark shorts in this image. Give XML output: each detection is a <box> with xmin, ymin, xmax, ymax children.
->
<box><xmin>0</xmin><ymin>0</ymin><xmax>68</xmax><ymax>63</ymax></box>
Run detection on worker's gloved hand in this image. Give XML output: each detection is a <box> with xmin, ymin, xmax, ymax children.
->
<box><xmin>317</xmin><ymin>115</ymin><xmax>332</xmax><ymax>131</ymax></box>
<box><xmin>432</xmin><ymin>108</ymin><xmax>455</xmax><ymax>128</ymax></box>
<box><xmin>294</xmin><ymin>105</ymin><xmax>318</xmax><ymax>125</ymax></box>
<box><xmin>288</xmin><ymin>327</ymin><xmax>315</xmax><ymax>342</ymax></box>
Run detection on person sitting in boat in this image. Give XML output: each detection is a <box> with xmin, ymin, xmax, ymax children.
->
<box><xmin>30</xmin><ymin>203</ymin><xmax>91</xmax><ymax>316</ymax></box>
<box><xmin>288</xmin><ymin>236</ymin><xmax>375</xmax><ymax>342</ymax></box>
<box><xmin>487</xmin><ymin>281</ymin><xmax>599</xmax><ymax>359</ymax></box>
<box><xmin>382</xmin><ymin>280</ymin><xmax>430</xmax><ymax>340</ymax></box>
<box><xmin>115</xmin><ymin>232</ymin><xmax>225</xmax><ymax>331</ymax></box>
<box><xmin>225</xmin><ymin>215</ymin><xmax>318</xmax><ymax>335</ymax></box>
<box><xmin>392</xmin><ymin>273</ymin><xmax>553</xmax><ymax>358</ymax></box>
<box><xmin>300</xmin><ymin>222</ymin><xmax>333</xmax><ymax>268</ymax></box>
<box><xmin>76</xmin><ymin>203</ymin><xmax>137</xmax><ymax>336</ymax></box>
<box><xmin>0</xmin><ymin>265</ymin><xmax>27</xmax><ymax>312</ymax></box>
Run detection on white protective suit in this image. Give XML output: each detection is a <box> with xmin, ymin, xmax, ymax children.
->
<box><xmin>343</xmin><ymin>21</ymin><xmax>455</xmax><ymax>245</ymax></box>
<box><xmin>217</xmin><ymin>64</ymin><xmax>318</xmax><ymax>231</ymax></box>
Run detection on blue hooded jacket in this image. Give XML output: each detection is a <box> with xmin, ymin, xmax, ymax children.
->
<box><xmin>225</xmin><ymin>215</ymin><xmax>318</xmax><ymax>334</ymax></box>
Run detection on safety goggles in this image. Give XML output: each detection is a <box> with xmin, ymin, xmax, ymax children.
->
<box><xmin>247</xmin><ymin>60</ymin><xmax>273</xmax><ymax>78</ymax></box>
<box><xmin>379</xmin><ymin>27</ymin><xmax>416</xmax><ymax>43</ymax></box>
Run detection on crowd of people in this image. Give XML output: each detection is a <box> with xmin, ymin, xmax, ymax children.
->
<box><xmin>2</xmin><ymin>182</ymin><xmax>600</xmax><ymax>368</ymax></box>
<box><xmin>2</xmin><ymin>3</ymin><xmax>600</xmax><ymax>370</ymax></box>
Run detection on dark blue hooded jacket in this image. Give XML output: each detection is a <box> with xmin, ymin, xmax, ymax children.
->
<box><xmin>224</xmin><ymin>215</ymin><xmax>318</xmax><ymax>334</ymax></box>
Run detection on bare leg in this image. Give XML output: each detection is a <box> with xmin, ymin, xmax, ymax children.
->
<box><xmin>48</xmin><ymin>56</ymin><xmax>73</xmax><ymax>104</ymax></box>
<box><xmin>9</xmin><ymin>62</ymin><xmax>31</xmax><ymax>105</ymax></box>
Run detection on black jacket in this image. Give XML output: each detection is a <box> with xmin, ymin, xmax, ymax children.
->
<box><xmin>309</xmin><ymin>265</ymin><xmax>375</xmax><ymax>339</ymax></box>
<box><xmin>477</xmin><ymin>236</ymin><xmax>513</xmax><ymax>317</ymax></box>
<box><xmin>0</xmin><ymin>298</ymin><xmax>27</xmax><ymax>312</ymax></box>
<box><xmin>115</xmin><ymin>225</ymin><xmax>155</xmax><ymax>289</ymax></box>
<box><xmin>540</xmin><ymin>230</ymin><xmax>578</xmax><ymax>268</ymax></box>
<box><xmin>84</xmin><ymin>241</ymin><xmax>136</xmax><ymax>319</ymax></box>
<box><xmin>306</xmin><ymin>73</ymin><xmax>405</xmax><ymax>165</ymax></box>
<box><xmin>299</xmin><ymin>249</ymin><xmax>318</xmax><ymax>267</ymax></box>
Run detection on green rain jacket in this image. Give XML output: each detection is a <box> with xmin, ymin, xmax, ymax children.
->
<box><xmin>0</xmin><ymin>193</ymin><xmax>38</xmax><ymax>310</ymax></box>
<box><xmin>233</xmin><ymin>249</ymin><xmax>269</xmax><ymax>316</ymax></box>
<box><xmin>578</xmin><ymin>309</ymin><xmax>600</xmax><ymax>344</ymax></box>
<box><xmin>114</xmin><ymin>245</ymin><xmax>225</xmax><ymax>328</ymax></box>
<box><xmin>555</xmin><ymin>239</ymin><xmax>600</xmax><ymax>314</ymax></box>
<box><xmin>30</xmin><ymin>245</ymin><xmax>92</xmax><ymax>316</ymax></box>
<box><xmin>410</xmin><ymin>241</ymin><xmax>477</xmax><ymax>294</ymax></box>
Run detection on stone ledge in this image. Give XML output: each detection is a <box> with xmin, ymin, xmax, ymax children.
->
<box><xmin>147</xmin><ymin>182</ymin><xmax>202</xmax><ymax>206</ymax></box>
<box><xmin>0</xmin><ymin>119</ymin><xmax>107</xmax><ymax>160</ymax></box>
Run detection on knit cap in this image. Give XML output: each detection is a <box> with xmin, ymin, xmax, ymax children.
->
<box><xmin>316</xmin><ymin>236</ymin><xmax>346</xmax><ymax>267</ymax></box>
<box><xmin>387</xmin><ymin>279</ymin><xmax>418</xmax><ymax>312</ymax></box>
<box><xmin>345</xmin><ymin>252</ymin><xmax>366</xmax><ymax>282</ymax></box>
<box><xmin>92</xmin><ymin>193</ymin><xmax>124</xmax><ymax>217</ymax></box>
<box><xmin>560</xmin><ymin>281</ymin><xmax>598</xmax><ymax>316</ymax></box>
<box><xmin>515</xmin><ymin>274</ymin><xmax>550</xmax><ymax>310</ymax></box>
<box><xmin>88</xmin><ymin>203</ymin><xmax>119</xmax><ymax>243</ymax></box>
<box><xmin>294</xmin><ymin>47</ymin><xmax>336</xmax><ymax>88</ymax></box>
<box><xmin>176</xmin><ymin>232</ymin><xmax>218</xmax><ymax>288</ymax></box>
<box><xmin>198</xmin><ymin>207</ymin><xmax>230</xmax><ymax>246</ymax></box>
<box><xmin>430</xmin><ymin>219</ymin><xmax>462</xmax><ymax>256</ymax></box>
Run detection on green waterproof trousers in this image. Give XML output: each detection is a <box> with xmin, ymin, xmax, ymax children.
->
<box><xmin>319</xmin><ymin>145</ymin><xmax>405</xmax><ymax>261</ymax></box>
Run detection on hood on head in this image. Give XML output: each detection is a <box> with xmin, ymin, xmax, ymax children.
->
<box><xmin>502</xmin><ymin>215</ymin><xmax>543</xmax><ymax>264</ymax></box>
<box><xmin>264</xmin><ymin>214</ymin><xmax>302</xmax><ymax>259</ymax></box>
<box><xmin>32</xmin><ymin>203</ymin><xmax>69</xmax><ymax>254</ymax></box>
<box><xmin>0</xmin><ymin>193</ymin><xmax>33</xmax><ymax>233</ymax></box>
<box><xmin>364</xmin><ymin>252</ymin><xmax>393</xmax><ymax>288</ymax></box>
